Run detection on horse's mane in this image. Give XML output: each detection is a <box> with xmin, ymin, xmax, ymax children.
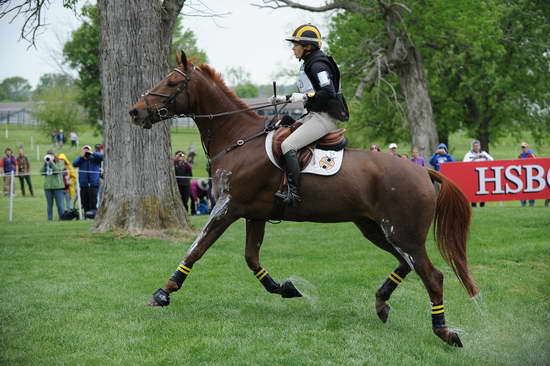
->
<box><xmin>196</xmin><ymin>63</ymin><xmax>261</xmax><ymax>119</ymax></box>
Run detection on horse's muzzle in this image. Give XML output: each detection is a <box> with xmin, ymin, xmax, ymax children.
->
<box><xmin>129</xmin><ymin>108</ymin><xmax>153</xmax><ymax>129</ymax></box>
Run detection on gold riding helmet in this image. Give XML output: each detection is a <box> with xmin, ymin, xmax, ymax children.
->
<box><xmin>285</xmin><ymin>24</ymin><xmax>322</xmax><ymax>48</ymax></box>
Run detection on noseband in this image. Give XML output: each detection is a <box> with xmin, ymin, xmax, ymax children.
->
<box><xmin>142</xmin><ymin>67</ymin><xmax>194</xmax><ymax>121</ymax></box>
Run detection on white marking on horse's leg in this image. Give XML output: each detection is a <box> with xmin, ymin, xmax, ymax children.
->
<box><xmin>185</xmin><ymin>195</ymin><xmax>231</xmax><ymax>255</ymax></box>
<box><xmin>185</xmin><ymin>168</ymin><xmax>232</xmax><ymax>256</ymax></box>
<box><xmin>379</xmin><ymin>219</ymin><xmax>415</xmax><ymax>271</ymax></box>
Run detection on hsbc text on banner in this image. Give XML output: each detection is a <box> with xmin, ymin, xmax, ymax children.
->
<box><xmin>439</xmin><ymin>158</ymin><xmax>550</xmax><ymax>202</ymax></box>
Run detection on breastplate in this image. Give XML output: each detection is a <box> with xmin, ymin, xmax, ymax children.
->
<box><xmin>297</xmin><ymin>64</ymin><xmax>314</xmax><ymax>94</ymax></box>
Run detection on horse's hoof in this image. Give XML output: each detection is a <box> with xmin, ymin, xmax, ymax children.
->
<box><xmin>447</xmin><ymin>331</ymin><xmax>463</xmax><ymax>347</ymax></box>
<box><xmin>376</xmin><ymin>303</ymin><xmax>391</xmax><ymax>323</ymax></box>
<box><xmin>434</xmin><ymin>327</ymin><xmax>463</xmax><ymax>347</ymax></box>
<box><xmin>148</xmin><ymin>288</ymin><xmax>170</xmax><ymax>306</ymax></box>
<box><xmin>280</xmin><ymin>280</ymin><xmax>303</xmax><ymax>298</ymax></box>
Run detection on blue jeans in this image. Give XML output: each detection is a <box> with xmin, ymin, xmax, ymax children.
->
<box><xmin>64</xmin><ymin>190</ymin><xmax>73</xmax><ymax>209</ymax></box>
<box><xmin>45</xmin><ymin>189</ymin><xmax>65</xmax><ymax>220</ymax></box>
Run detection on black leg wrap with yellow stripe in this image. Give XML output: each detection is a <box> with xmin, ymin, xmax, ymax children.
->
<box><xmin>254</xmin><ymin>268</ymin><xmax>280</xmax><ymax>294</ymax></box>
<box><xmin>376</xmin><ymin>271</ymin><xmax>406</xmax><ymax>301</ymax></box>
<box><xmin>431</xmin><ymin>302</ymin><xmax>447</xmax><ymax>329</ymax></box>
<box><xmin>169</xmin><ymin>263</ymin><xmax>192</xmax><ymax>289</ymax></box>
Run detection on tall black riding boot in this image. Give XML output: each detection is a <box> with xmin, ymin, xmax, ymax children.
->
<box><xmin>274</xmin><ymin>150</ymin><xmax>301</xmax><ymax>207</ymax></box>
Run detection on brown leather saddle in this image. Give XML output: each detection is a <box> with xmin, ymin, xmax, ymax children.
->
<box><xmin>272</xmin><ymin>122</ymin><xmax>347</xmax><ymax>169</ymax></box>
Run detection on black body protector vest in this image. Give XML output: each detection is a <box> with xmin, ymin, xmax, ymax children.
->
<box><xmin>297</xmin><ymin>50</ymin><xmax>349</xmax><ymax>122</ymax></box>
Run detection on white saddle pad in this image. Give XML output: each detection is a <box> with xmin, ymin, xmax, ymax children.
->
<box><xmin>265</xmin><ymin>130</ymin><xmax>344</xmax><ymax>176</ymax></box>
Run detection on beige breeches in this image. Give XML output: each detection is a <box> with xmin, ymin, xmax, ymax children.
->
<box><xmin>281</xmin><ymin>112</ymin><xmax>339</xmax><ymax>154</ymax></box>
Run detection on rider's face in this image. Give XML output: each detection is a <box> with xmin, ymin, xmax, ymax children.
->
<box><xmin>292</xmin><ymin>43</ymin><xmax>305</xmax><ymax>59</ymax></box>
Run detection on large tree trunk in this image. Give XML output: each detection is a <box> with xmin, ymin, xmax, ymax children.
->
<box><xmin>397</xmin><ymin>48</ymin><xmax>439</xmax><ymax>158</ymax></box>
<box><xmin>94</xmin><ymin>0</ymin><xmax>190</xmax><ymax>234</ymax></box>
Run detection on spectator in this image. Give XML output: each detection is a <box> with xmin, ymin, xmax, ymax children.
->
<box><xmin>56</xmin><ymin>129</ymin><xmax>65</xmax><ymax>148</ymax></box>
<box><xmin>3</xmin><ymin>147</ymin><xmax>17</xmax><ymax>197</ymax></box>
<box><xmin>410</xmin><ymin>148</ymin><xmax>425</xmax><ymax>167</ymax></box>
<box><xmin>73</xmin><ymin>145</ymin><xmax>103</xmax><ymax>217</ymax></box>
<box><xmin>41</xmin><ymin>153</ymin><xmax>65</xmax><ymax>220</ymax></box>
<box><xmin>58</xmin><ymin>153</ymin><xmax>77</xmax><ymax>210</ymax></box>
<box><xmin>429</xmin><ymin>143</ymin><xmax>455</xmax><ymax>171</ymax></box>
<box><xmin>188</xmin><ymin>144</ymin><xmax>197</xmax><ymax>164</ymax></box>
<box><xmin>518</xmin><ymin>142</ymin><xmax>536</xmax><ymax>207</ymax></box>
<box><xmin>70</xmin><ymin>131</ymin><xmax>78</xmax><ymax>148</ymax></box>
<box><xmin>463</xmin><ymin>140</ymin><xmax>494</xmax><ymax>162</ymax></box>
<box><xmin>94</xmin><ymin>144</ymin><xmax>105</xmax><ymax>207</ymax></box>
<box><xmin>370</xmin><ymin>144</ymin><xmax>381</xmax><ymax>152</ymax></box>
<box><xmin>400</xmin><ymin>153</ymin><xmax>409</xmax><ymax>160</ymax></box>
<box><xmin>16</xmin><ymin>149</ymin><xmax>34</xmax><ymax>197</ymax></box>
<box><xmin>190</xmin><ymin>178</ymin><xmax>210</xmax><ymax>215</ymax></box>
<box><xmin>187</xmin><ymin>144</ymin><xmax>197</xmax><ymax>165</ymax></box>
<box><xmin>388</xmin><ymin>143</ymin><xmax>398</xmax><ymax>156</ymax></box>
<box><xmin>174</xmin><ymin>151</ymin><xmax>193</xmax><ymax>212</ymax></box>
<box><xmin>463</xmin><ymin>140</ymin><xmax>493</xmax><ymax>207</ymax></box>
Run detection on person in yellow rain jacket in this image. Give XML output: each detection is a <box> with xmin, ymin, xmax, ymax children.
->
<box><xmin>58</xmin><ymin>153</ymin><xmax>77</xmax><ymax>210</ymax></box>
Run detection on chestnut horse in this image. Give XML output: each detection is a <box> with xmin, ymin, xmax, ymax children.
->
<box><xmin>129</xmin><ymin>52</ymin><xmax>478</xmax><ymax>347</ymax></box>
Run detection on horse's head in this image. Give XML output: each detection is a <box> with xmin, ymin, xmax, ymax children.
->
<box><xmin>129</xmin><ymin>51</ymin><xmax>194</xmax><ymax>129</ymax></box>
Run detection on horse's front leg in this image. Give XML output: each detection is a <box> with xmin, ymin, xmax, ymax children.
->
<box><xmin>244</xmin><ymin>219</ymin><xmax>302</xmax><ymax>298</ymax></box>
<box><xmin>148</xmin><ymin>201</ymin><xmax>237</xmax><ymax>307</ymax></box>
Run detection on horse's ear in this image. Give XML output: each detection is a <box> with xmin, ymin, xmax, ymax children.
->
<box><xmin>180</xmin><ymin>50</ymin><xmax>188</xmax><ymax>71</ymax></box>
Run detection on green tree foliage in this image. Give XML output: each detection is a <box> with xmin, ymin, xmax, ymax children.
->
<box><xmin>328</xmin><ymin>8</ymin><xmax>411</xmax><ymax>147</ymax></box>
<box><xmin>0</xmin><ymin>76</ymin><xmax>32</xmax><ymax>101</ymax></box>
<box><xmin>329</xmin><ymin>0</ymin><xmax>550</xmax><ymax>151</ymax></box>
<box><xmin>63</xmin><ymin>7</ymin><xmax>208</xmax><ymax>127</ymax></box>
<box><xmin>63</xmin><ymin>4</ymin><xmax>101</xmax><ymax>126</ymax></box>
<box><xmin>224</xmin><ymin>66</ymin><xmax>259</xmax><ymax>98</ymax></box>
<box><xmin>169</xmin><ymin>16</ymin><xmax>208</xmax><ymax>67</ymax></box>
<box><xmin>33</xmin><ymin>73</ymin><xmax>75</xmax><ymax>100</ymax></box>
<box><xmin>32</xmin><ymin>86</ymin><xmax>85</xmax><ymax>135</ymax></box>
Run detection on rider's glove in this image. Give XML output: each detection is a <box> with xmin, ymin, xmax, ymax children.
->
<box><xmin>269</xmin><ymin>95</ymin><xmax>287</xmax><ymax>105</ymax></box>
<box><xmin>289</xmin><ymin>93</ymin><xmax>308</xmax><ymax>103</ymax></box>
<box><xmin>280</xmin><ymin>115</ymin><xmax>295</xmax><ymax>126</ymax></box>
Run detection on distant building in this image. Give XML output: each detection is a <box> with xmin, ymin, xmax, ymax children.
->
<box><xmin>0</xmin><ymin>102</ymin><xmax>41</xmax><ymax>126</ymax></box>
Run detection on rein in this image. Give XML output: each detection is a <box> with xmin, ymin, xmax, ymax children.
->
<box><xmin>141</xmin><ymin>65</ymin><xmax>289</xmax><ymax>164</ymax></box>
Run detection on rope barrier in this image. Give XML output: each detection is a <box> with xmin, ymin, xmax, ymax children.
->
<box><xmin>0</xmin><ymin>170</ymin><xmax>212</xmax><ymax>180</ymax></box>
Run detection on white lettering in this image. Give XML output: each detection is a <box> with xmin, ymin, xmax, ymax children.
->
<box><xmin>476</xmin><ymin>167</ymin><xmax>505</xmax><ymax>195</ymax></box>
<box><xmin>523</xmin><ymin>165</ymin><xmax>546</xmax><ymax>193</ymax></box>
<box><xmin>504</xmin><ymin>165</ymin><xmax>523</xmax><ymax>194</ymax></box>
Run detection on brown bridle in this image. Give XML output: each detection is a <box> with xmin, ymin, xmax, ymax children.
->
<box><xmin>142</xmin><ymin>67</ymin><xmax>195</xmax><ymax>122</ymax></box>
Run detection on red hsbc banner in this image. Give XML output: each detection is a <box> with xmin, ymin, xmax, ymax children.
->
<box><xmin>440</xmin><ymin>158</ymin><xmax>550</xmax><ymax>202</ymax></box>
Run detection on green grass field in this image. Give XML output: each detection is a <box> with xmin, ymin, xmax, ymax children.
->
<box><xmin>1</xmin><ymin>208</ymin><xmax>549</xmax><ymax>365</ymax></box>
<box><xmin>1</xmin><ymin>125</ymin><xmax>549</xmax><ymax>365</ymax></box>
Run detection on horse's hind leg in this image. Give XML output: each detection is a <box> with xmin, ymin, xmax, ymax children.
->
<box><xmin>411</xmin><ymin>250</ymin><xmax>463</xmax><ymax>347</ymax></box>
<box><xmin>244</xmin><ymin>219</ymin><xmax>301</xmax><ymax>298</ymax></box>
<box><xmin>355</xmin><ymin>219</ymin><xmax>411</xmax><ymax>323</ymax></box>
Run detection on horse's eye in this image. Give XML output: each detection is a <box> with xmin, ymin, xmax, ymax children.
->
<box><xmin>167</xmin><ymin>81</ymin><xmax>177</xmax><ymax>87</ymax></box>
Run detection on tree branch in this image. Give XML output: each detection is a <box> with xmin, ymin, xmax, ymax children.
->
<box><xmin>0</xmin><ymin>0</ymin><xmax>49</xmax><ymax>47</ymax></box>
<box><xmin>251</xmin><ymin>0</ymin><xmax>375</xmax><ymax>17</ymax></box>
<box><xmin>0</xmin><ymin>0</ymin><xmax>80</xmax><ymax>47</ymax></box>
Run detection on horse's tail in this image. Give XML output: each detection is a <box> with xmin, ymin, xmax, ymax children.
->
<box><xmin>428</xmin><ymin>169</ymin><xmax>479</xmax><ymax>297</ymax></box>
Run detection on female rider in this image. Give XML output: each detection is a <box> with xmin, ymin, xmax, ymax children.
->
<box><xmin>270</xmin><ymin>24</ymin><xmax>349</xmax><ymax>207</ymax></box>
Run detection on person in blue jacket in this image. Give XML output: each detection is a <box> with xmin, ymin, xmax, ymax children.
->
<box><xmin>73</xmin><ymin>144</ymin><xmax>103</xmax><ymax>215</ymax></box>
<box><xmin>429</xmin><ymin>143</ymin><xmax>455</xmax><ymax>171</ymax></box>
